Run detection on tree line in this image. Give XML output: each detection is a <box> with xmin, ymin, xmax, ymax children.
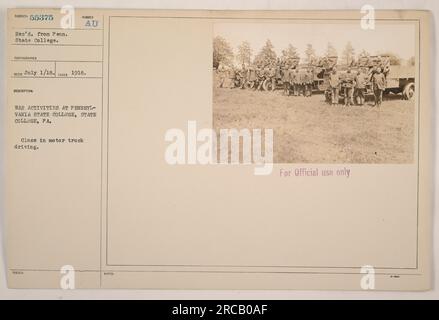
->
<box><xmin>213</xmin><ymin>36</ymin><xmax>414</xmax><ymax>69</ymax></box>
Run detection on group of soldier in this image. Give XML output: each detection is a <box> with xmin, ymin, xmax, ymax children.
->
<box><xmin>328</xmin><ymin>66</ymin><xmax>387</xmax><ymax>107</ymax></box>
<box><xmin>217</xmin><ymin>58</ymin><xmax>389</xmax><ymax>107</ymax></box>
<box><xmin>218</xmin><ymin>63</ymin><xmax>316</xmax><ymax>97</ymax></box>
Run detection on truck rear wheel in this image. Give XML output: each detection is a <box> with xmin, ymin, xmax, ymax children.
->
<box><xmin>403</xmin><ymin>82</ymin><xmax>415</xmax><ymax>100</ymax></box>
<box><xmin>263</xmin><ymin>79</ymin><xmax>273</xmax><ymax>91</ymax></box>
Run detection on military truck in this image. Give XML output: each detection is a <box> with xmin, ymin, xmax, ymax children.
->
<box><xmin>323</xmin><ymin>55</ymin><xmax>415</xmax><ymax>103</ymax></box>
<box><xmin>384</xmin><ymin>64</ymin><xmax>415</xmax><ymax>100</ymax></box>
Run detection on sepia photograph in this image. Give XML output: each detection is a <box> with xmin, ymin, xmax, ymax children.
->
<box><xmin>3</xmin><ymin>5</ymin><xmax>434</xmax><ymax>296</ymax></box>
<box><xmin>213</xmin><ymin>22</ymin><xmax>416</xmax><ymax>163</ymax></box>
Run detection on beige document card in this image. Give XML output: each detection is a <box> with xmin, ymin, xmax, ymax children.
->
<box><xmin>5</xmin><ymin>8</ymin><xmax>432</xmax><ymax>290</ymax></box>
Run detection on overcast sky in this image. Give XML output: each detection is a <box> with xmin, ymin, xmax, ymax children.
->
<box><xmin>214</xmin><ymin>21</ymin><xmax>416</xmax><ymax>61</ymax></box>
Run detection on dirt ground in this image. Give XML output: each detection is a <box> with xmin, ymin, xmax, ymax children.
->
<box><xmin>213</xmin><ymin>86</ymin><xmax>415</xmax><ymax>163</ymax></box>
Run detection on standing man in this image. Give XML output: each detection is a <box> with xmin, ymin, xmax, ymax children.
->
<box><xmin>290</xmin><ymin>68</ymin><xmax>297</xmax><ymax>96</ymax></box>
<box><xmin>305</xmin><ymin>68</ymin><xmax>313</xmax><ymax>97</ymax></box>
<box><xmin>281</xmin><ymin>66</ymin><xmax>291</xmax><ymax>96</ymax></box>
<box><xmin>254</xmin><ymin>66</ymin><xmax>260</xmax><ymax>90</ymax></box>
<box><xmin>217</xmin><ymin>63</ymin><xmax>226</xmax><ymax>88</ymax></box>
<box><xmin>239</xmin><ymin>64</ymin><xmax>247</xmax><ymax>89</ymax></box>
<box><xmin>372</xmin><ymin>67</ymin><xmax>386</xmax><ymax>107</ymax></box>
<box><xmin>293</xmin><ymin>69</ymin><xmax>300</xmax><ymax>96</ymax></box>
<box><xmin>329</xmin><ymin>67</ymin><xmax>340</xmax><ymax>105</ymax></box>
<box><xmin>256</xmin><ymin>65</ymin><xmax>265</xmax><ymax>91</ymax></box>
<box><xmin>288</xmin><ymin>66</ymin><xmax>295</xmax><ymax>95</ymax></box>
<box><xmin>247</xmin><ymin>65</ymin><xmax>257</xmax><ymax>89</ymax></box>
<box><xmin>343</xmin><ymin>68</ymin><xmax>356</xmax><ymax>107</ymax></box>
<box><xmin>228</xmin><ymin>66</ymin><xmax>236</xmax><ymax>89</ymax></box>
<box><xmin>355</xmin><ymin>68</ymin><xmax>368</xmax><ymax>105</ymax></box>
<box><xmin>275</xmin><ymin>63</ymin><xmax>282</xmax><ymax>91</ymax></box>
<box><xmin>299</xmin><ymin>69</ymin><xmax>307</xmax><ymax>96</ymax></box>
<box><xmin>259</xmin><ymin>65</ymin><xmax>269</xmax><ymax>91</ymax></box>
<box><xmin>268</xmin><ymin>65</ymin><xmax>277</xmax><ymax>91</ymax></box>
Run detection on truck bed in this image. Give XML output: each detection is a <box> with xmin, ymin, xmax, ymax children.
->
<box><xmin>388</xmin><ymin>65</ymin><xmax>415</xmax><ymax>79</ymax></box>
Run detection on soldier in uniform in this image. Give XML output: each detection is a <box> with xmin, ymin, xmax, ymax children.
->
<box><xmin>288</xmin><ymin>66</ymin><xmax>296</xmax><ymax>95</ymax></box>
<box><xmin>267</xmin><ymin>65</ymin><xmax>277</xmax><ymax>91</ymax></box>
<box><xmin>354</xmin><ymin>68</ymin><xmax>368</xmax><ymax>105</ymax></box>
<box><xmin>253</xmin><ymin>66</ymin><xmax>260</xmax><ymax>90</ymax></box>
<box><xmin>328</xmin><ymin>67</ymin><xmax>340</xmax><ymax>105</ymax></box>
<box><xmin>281</xmin><ymin>66</ymin><xmax>291</xmax><ymax>96</ymax></box>
<box><xmin>305</xmin><ymin>68</ymin><xmax>313</xmax><ymax>97</ymax></box>
<box><xmin>217</xmin><ymin>63</ymin><xmax>226</xmax><ymax>88</ymax></box>
<box><xmin>238</xmin><ymin>64</ymin><xmax>247</xmax><ymax>89</ymax></box>
<box><xmin>343</xmin><ymin>68</ymin><xmax>356</xmax><ymax>106</ymax></box>
<box><xmin>235</xmin><ymin>65</ymin><xmax>242</xmax><ymax>87</ymax></box>
<box><xmin>247</xmin><ymin>65</ymin><xmax>257</xmax><ymax>89</ymax></box>
<box><xmin>299</xmin><ymin>69</ymin><xmax>307</xmax><ymax>96</ymax></box>
<box><xmin>289</xmin><ymin>68</ymin><xmax>297</xmax><ymax>96</ymax></box>
<box><xmin>228</xmin><ymin>66</ymin><xmax>236</xmax><ymax>89</ymax></box>
<box><xmin>275</xmin><ymin>63</ymin><xmax>282</xmax><ymax>90</ymax></box>
<box><xmin>293</xmin><ymin>69</ymin><xmax>300</xmax><ymax>96</ymax></box>
<box><xmin>260</xmin><ymin>65</ymin><xmax>270</xmax><ymax>91</ymax></box>
<box><xmin>372</xmin><ymin>67</ymin><xmax>386</xmax><ymax>107</ymax></box>
<box><xmin>256</xmin><ymin>66</ymin><xmax>265</xmax><ymax>91</ymax></box>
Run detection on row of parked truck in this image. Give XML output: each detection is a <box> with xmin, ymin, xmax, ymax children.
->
<box><xmin>224</xmin><ymin>55</ymin><xmax>415</xmax><ymax>101</ymax></box>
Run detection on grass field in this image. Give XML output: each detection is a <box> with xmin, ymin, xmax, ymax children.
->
<box><xmin>213</xmin><ymin>86</ymin><xmax>415</xmax><ymax>163</ymax></box>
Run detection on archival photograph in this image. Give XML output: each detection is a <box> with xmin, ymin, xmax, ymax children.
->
<box><xmin>213</xmin><ymin>22</ymin><xmax>416</xmax><ymax>163</ymax></box>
